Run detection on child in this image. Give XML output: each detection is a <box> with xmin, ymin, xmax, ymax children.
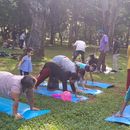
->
<box><xmin>18</xmin><ymin>48</ymin><xmax>33</xmax><ymax>75</ymax></box>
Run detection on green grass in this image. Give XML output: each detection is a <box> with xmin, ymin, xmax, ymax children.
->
<box><xmin>0</xmin><ymin>46</ymin><xmax>129</xmax><ymax>130</ymax></box>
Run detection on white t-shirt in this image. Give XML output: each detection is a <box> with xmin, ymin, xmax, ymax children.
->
<box><xmin>20</xmin><ymin>33</ymin><xmax>25</xmax><ymax>40</ymax></box>
<box><xmin>73</xmin><ymin>40</ymin><xmax>87</xmax><ymax>52</ymax></box>
<box><xmin>52</xmin><ymin>55</ymin><xmax>76</xmax><ymax>73</ymax></box>
<box><xmin>0</xmin><ymin>71</ymin><xmax>23</xmax><ymax>98</ymax></box>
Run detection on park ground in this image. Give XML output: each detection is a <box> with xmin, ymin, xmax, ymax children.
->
<box><xmin>0</xmin><ymin>46</ymin><xmax>129</xmax><ymax>130</ymax></box>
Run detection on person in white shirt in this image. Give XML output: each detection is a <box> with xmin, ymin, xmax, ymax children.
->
<box><xmin>72</xmin><ymin>40</ymin><xmax>87</xmax><ymax>63</ymax></box>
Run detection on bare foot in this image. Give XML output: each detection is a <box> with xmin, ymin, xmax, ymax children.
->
<box><xmin>83</xmin><ymin>87</ymin><xmax>90</xmax><ymax>90</ymax></box>
<box><xmin>76</xmin><ymin>95</ymin><xmax>82</xmax><ymax>98</ymax></box>
<box><xmin>114</xmin><ymin>112</ymin><xmax>123</xmax><ymax>117</ymax></box>
<box><xmin>76</xmin><ymin>89</ymin><xmax>83</xmax><ymax>93</ymax></box>
<box><xmin>14</xmin><ymin>113</ymin><xmax>23</xmax><ymax>120</ymax></box>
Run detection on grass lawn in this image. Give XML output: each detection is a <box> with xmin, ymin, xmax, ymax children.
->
<box><xmin>0</xmin><ymin>46</ymin><xmax>129</xmax><ymax>130</ymax></box>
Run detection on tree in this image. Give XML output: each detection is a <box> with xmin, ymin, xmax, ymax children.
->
<box><xmin>22</xmin><ymin>0</ymin><xmax>51</xmax><ymax>59</ymax></box>
<box><xmin>101</xmin><ymin>0</ymin><xmax>121</xmax><ymax>47</ymax></box>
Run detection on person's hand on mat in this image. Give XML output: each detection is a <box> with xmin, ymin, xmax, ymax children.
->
<box><xmin>14</xmin><ymin>113</ymin><xmax>23</xmax><ymax>120</ymax></box>
<box><xmin>34</xmin><ymin>86</ymin><xmax>38</xmax><ymax>90</ymax></box>
<box><xmin>92</xmin><ymin>78</ymin><xmax>94</xmax><ymax>82</ymax></box>
<box><xmin>76</xmin><ymin>89</ymin><xmax>83</xmax><ymax>93</ymax></box>
<box><xmin>83</xmin><ymin>87</ymin><xmax>90</xmax><ymax>90</ymax></box>
<box><xmin>31</xmin><ymin>107</ymin><xmax>40</xmax><ymax>111</ymax></box>
<box><xmin>76</xmin><ymin>95</ymin><xmax>82</xmax><ymax>98</ymax></box>
<box><xmin>114</xmin><ymin>112</ymin><xmax>123</xmax><ymax>117</ymax></box>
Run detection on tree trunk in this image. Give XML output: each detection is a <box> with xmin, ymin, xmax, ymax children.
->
<box><xmin>22</xmin><ymin>0</ymin><xmax>51</xmax><ymax>59</ymax></box>
<box><xmin>59</xmin><ymin>32</ymin><xmax>63</xmax><ymax>45</ymax></box>
<box><xmin>28</xmin><ymin>16</ymin><xmax>45</xmax><ymax>59</ymax></box>
<box><xmin>68</xmin><ymin>21</ymin><xmax>75</xmax><ymax>47</ymax></box>
<box><xmin>50</xmin><ymin>25</ymin><xmax>55</xmax><ymax>45</ymax></box>
<box><xmin>108</xmin><ymin>0</ymin><xmax>119</xmax><ymax>49</ymax></box>
<box><xmin>126</xmin><ymin>26</ymin><xmax>130</xmax><ymax>46</ymax></box>
<box><xmin>84</xmin><ymin>19</ymin><xmax>88</xmax><ymax>42</ymax></box>
<box><xmin>101</xmin><ymin>0</ymin><xmax>120</xmax><ymax>49</ymax></box>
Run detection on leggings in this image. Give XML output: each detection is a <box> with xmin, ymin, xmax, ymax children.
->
<box><xmin>35</xmin><ymin>68</ymin><xmax>50</xmax><ymax>87</ymax></box>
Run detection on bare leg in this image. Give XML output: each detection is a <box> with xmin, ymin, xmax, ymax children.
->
<box><xmin>115</xmin><ymin>101</ymin><xmax>128</xmax><ymax>117</ymax></box>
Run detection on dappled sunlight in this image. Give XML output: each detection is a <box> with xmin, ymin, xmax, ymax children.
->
<box><xmin>0</xmin><ymin>58</ymin><xmax>17</xmax><ymax>72</ymax></box>
<box><xmin>18</xmin><ymin>122</ymin><xmax>66</xmax><ymax>130</ymax></box>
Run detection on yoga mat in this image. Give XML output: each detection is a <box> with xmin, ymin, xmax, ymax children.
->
<box><xmin>34</xmin><ymin>86</ymin><xmax>88</xmax><ymax>103</ymax></box>
<box><xmin>78</xmin><ymin>86</ymin><xmax>103</xmax><ymax>95</ymax></box>
<box><xmin>105</xmin><ymin>105</ymin><xmax>130</xmax><ymax>125</ymax></box>
<box><xmin>86</xmin><ymin>81</ymin><xmax>113</xmax><ymax>88</ymax></box>
<box><xmin>40</xmin><ymin>82</ymin><xmax>103</xmax><ymax>95</ymax></box>
<box><xmin>58</xmin><ymin>83</ymin><xmax>103</xmax><ymax>95</ymax></box>
<box><xmin>0</xmin><ymin>97</ymin><xmax>50</xmax><ymax>120</ymax></box>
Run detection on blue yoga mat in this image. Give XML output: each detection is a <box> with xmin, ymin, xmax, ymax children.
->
<box><xmin>34</xmin><ymin>86</ymin><xmax>88</xmax><ymax>103</ymax></box>
<box><xmin>105</xmin><ymin>105</ymin><xmax>130</xmax><ymax>125</ymax></box>
<box><xmin>58</xmin><ymin>83</ymin><xmax>103</xmax><ymax>95</ymax></box>
<box><xmin>0</xmin><ymin>97</ymin><xmax>50</xmax><ymax>120</ymax></box>
<box><xmin>86</xmin><ymin>80</ymin><xmax>113</xmax><ymax>88</ymax></box>
<box><xmin>40</xmin><ymin>82</ymin><xmax>103</xmax><ymax>95</ymax></box>
<box><xmin>78</xmin><ymin>86</ymin><xmax>103</xmax><ymax>95</ymax></box>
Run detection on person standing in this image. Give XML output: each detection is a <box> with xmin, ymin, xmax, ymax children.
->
<box><xmin>111</xmin><ymin>37</ymin><xmax>120</xmax><ymax>73</ymax></box>
<box><xmin>115</xmin><ymin>43</ymin><xmax>130</xmax><ymax>117</ymax></box>
<box><xmin>97</xmin><ymin>32</ymin><xmax>109</xmax><ymax>72</ymax></box>
<box><xmin>126</xmin><ymin>44</ymin><xmax>130</xmax><ymax>90</ymax></box>
<box><xmin>19</xmin><ymin>31</ymin><xmax>26</xmax><ymax>49</ymax></box>
<box><xmin>18</xmin><ymin>48</ymin><xmax>33</xmax><ymax>75</ymax></box>
<box><xmin>72</xmin><ymin>40</ymin><xmax>87</xmax><ymax>63</ymax></box>
<box><xmin>11</xmin><ymin>29</ymin><xmax>18</xmax><ymax>49</ymax></box>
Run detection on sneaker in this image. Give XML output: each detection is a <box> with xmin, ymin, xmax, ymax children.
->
<box><xmin>94</xmin><ymin>70</ymin><xmax>101</xmax><ymax>73</ymax></box>
<box><xmin>111</xmin><ymin>70</ymin><xmax>117</xmax><ymax>73</ymax></box>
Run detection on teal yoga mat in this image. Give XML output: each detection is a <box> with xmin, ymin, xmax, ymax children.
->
<box><xmin>0</xmin><ymin>97</ymin><xmax>50</xmax><ymax>120</ymax></box>
<box><xmin>86</xmin><ymin>80</ymin><xmax>113</xmax><ymax>88</ymax></box>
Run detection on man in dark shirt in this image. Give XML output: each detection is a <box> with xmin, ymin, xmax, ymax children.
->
<box><xmin>35</xmin><ymin>62</ymin><xmax>78</xmax><ymax>94</ymax></box>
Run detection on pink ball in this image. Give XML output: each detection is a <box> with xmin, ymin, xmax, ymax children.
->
<box><xmin>61</xmin><ymin>91</ymin><xmax>72</xmax><ymax>101</ymax></box>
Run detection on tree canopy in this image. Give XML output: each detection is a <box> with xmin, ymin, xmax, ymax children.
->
<box><xmin>0</xmin><ymin>0</ymin><xmax>130</xmax><ymax>58</ymax></box>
